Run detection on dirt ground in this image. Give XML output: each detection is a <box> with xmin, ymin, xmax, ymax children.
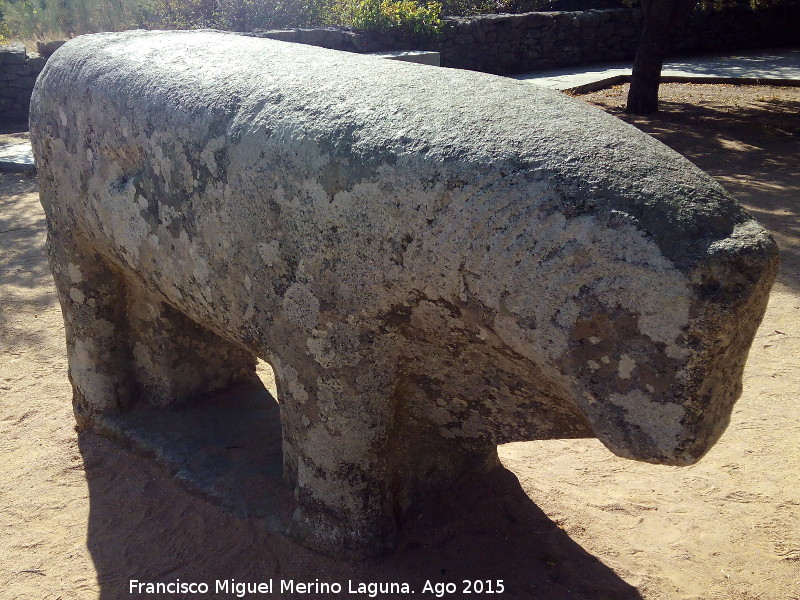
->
<box><xmin>1</xmin><ymin>83</ymin><xmax>798</xmax><ymax>600</ymax></box>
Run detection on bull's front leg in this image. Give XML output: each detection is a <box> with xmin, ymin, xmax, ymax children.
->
<box><xmin>275</xmin><ymin>358</ymin><xmax>500</xmax><ymax>559</ymax></box>
<box><xmin>276</xmin><ymin>360</ymin><xmax>401</xmax><ymax>558</ymax></box>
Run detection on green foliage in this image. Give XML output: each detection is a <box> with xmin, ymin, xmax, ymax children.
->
<box><xmin>144</xmin><ymin>0</ymin><xmax>325</xmax><ymax>30</ymax></box>
<box><xmin>0</xmin><ymin>0</ymin><xmax>436</xmax><ymax>41</ymax></box>
<box><xmin>324</xmin><ymin>0</ymin><xmax>442</xmax><ymax>34</ymax></box>
<box><xmin>0</xmin><ymin>0</ymin><xmax>329</xmax><ymax>40</ymax></box>
<box><xmin>0</xmin><ymin>10</ymin><xmax>11</xmax><ymax>43</ymax></box>
<box><xmin>0</xmin><ymin>0</ymin><xmax>152</xmax><ymax>39</ymax></box>
<box><xmin>439</xmin><ymin>0</ymin><xmax>498</xmax><ymax>15</ymax></box>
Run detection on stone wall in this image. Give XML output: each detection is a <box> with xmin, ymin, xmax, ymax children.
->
<box><xmin>441</xmin><ymin>3</ymin><xmax>800</xmax><ymax>74</ymax></box>
<box><xmin>0</xmin><ymin>43</ymin><xmax>46</xmax><ymax>124</ymax></box>
<box><xmin>244</xmin><ymin>26</ymin><xmax>436</xmax><ymax>53</ymax></box>
<box><xmin>441</xmin><ymin>9</ymin><xmax>640</xmax><ymax>73</ymax></box>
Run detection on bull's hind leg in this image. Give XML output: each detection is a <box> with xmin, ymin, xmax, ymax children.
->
<box><xmin>49</xmin><ymin>230</ymin><xmax>257</xmax><ymax>428</ymax></box>
<box><xmin>47</xmin><ymin>230</ymin><xmax>137</xmax><ymax>428</ymax></box>
<box><xmin>125</xmin><ymin>281</ymin><xmax>258</xmax><ymax>409</ymax></box>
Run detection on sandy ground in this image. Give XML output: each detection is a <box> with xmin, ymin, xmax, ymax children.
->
<box><xmin>1</xmin><ymin>84</ymin><xmax>798</xmax><ymax>600</ymax></box>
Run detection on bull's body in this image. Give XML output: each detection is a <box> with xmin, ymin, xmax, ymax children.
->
<box><xmin>31</xmin><ymin>30</ymin><xmax>777</xmax><ymax>558</ymax></box>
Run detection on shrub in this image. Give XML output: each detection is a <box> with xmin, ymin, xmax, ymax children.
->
<box><xmin>325</xmin><ymin>0</ymin><xmax>442</xmax><ymax>34</ymax></box>
<box><xmin>0</xmin><ymin>0</ymin><xmax>153</xmax><ymax>39</ymax></box>
<box><xmin>0</xmin><ymin>12</ymin><xmax>11</xmax><ymax>43</ymax></box>
<box><xmin>439</xmin><ymin>0</ymin><xmax>498</xmax><ymax>15</ymax></box>
<box><xmin>0</xmin><ymin>0</ymin><xmax>445</xmax><ymax>41</ymax></box>
<box><xmin>145</xmin><ymin>0</ymin><xmax>326</xmax><ymax>30</ymax></box>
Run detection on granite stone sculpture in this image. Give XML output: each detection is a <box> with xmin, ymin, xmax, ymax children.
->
<box><xmin>31</xmin><ymin>30</ymin><xmax>778</xmax><ymax>559</ymax></box>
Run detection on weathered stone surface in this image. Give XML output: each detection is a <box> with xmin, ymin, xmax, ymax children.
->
<box><xmin>31</xmin><ymin>30</ymin><xmax>777</xmax><ymax>559</ymax></box>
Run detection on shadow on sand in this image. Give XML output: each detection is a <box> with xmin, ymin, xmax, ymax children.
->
<box><xmin>78</xmin><ymin>380</ymin><xmax>643</xmax><ymax>600</ymax></box>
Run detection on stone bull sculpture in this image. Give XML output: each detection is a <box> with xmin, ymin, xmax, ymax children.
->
<box><xmin>31</xmin><ymin>30</ymin><xmax>777</xmax><ymax>558</ymax></box>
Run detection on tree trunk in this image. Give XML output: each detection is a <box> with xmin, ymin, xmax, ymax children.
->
<box><xmin>626</xmin><ymin>0</ymin><xmax>698</xmax><ymax>115</ymax></box>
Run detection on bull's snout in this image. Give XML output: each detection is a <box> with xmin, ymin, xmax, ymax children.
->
<box><xmin>563</xmin><ymin>220</ymin><xmax>778</xmax><ymax>466</ymax></box>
